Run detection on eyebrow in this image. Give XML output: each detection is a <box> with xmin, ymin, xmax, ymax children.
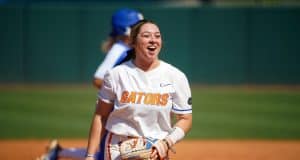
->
<box><xmin>140</xmin><ymin>31</ymin><xmax>161</xmax><ymax>34</ymax></box>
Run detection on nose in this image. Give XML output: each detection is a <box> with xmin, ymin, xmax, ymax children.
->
<box><xmin>149</xmin><ymin>37</ymin><xmax>154</xmax><ymax>43</ymax></box>
<box><xmin>149</xmin><ymin>34</ymin><xmax>156</xmax><ymax>42</ymax></box>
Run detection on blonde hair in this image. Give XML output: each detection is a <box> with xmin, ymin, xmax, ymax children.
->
<box><xmin>100</xmin><ymin>35</ymin><xmax>130</xmax><ymax>53</ymax></box>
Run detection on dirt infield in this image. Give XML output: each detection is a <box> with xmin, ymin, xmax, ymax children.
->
<box><xmin>1</xmin><ymin>139</ymin><xmax>300</xmax><ymax>160</ymax></box>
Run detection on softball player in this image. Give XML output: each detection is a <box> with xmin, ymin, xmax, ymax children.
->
<box><xmin>93</xmin><ymin>8</ymin><xmax>144</xmax><ymax>89</ymax></box>
<box><xmin>37</xmin><ymin>8</ymin><xmax>144</xmax><ymax>160</ymax></box>
<box><xmin>85</xmin><ymin>20</ymin><xmax>192</xmax><ymax>160</ymax></box>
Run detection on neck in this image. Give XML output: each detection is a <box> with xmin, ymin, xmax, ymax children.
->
<box><xmin>133</xmin><ymin>59</ymin><xmax>160</xmax><ymax>71</ymax></box>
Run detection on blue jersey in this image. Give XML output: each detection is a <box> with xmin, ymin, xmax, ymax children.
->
<box><xmin>94</xmin><ymin>41</ymin><xmax>130</xmax><ymax>80</ymax></box>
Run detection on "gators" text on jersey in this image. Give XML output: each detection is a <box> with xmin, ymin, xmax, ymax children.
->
<box><xmin>120</xmin><ymin>91</ymin><xmax>169</xmax><ymax>106</ymax></box>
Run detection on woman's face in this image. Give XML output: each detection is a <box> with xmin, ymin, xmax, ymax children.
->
<box><xmin>133</xmin><ymin>23</ymin><xmax>162</xmax><ymax>64</ymax></box>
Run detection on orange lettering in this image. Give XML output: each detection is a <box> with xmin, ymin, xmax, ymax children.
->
<box><xmin>121</xmin><ymin>91</ymin><xmax>169</xmax><ymax>106</ymax></box>
<box><xmin>136</xmin><ymin>92</ymin><xmax>145</xmax><ymax>104</ymax></box>
<box><xmin>128</xmin><ymin>91</ymin><xmax>137</xmax><ymax>104</ymax></box>
<box><xmin>148</xmin><ymin>93</ymin><xmax>156</xmax><ymax>105</ymax></box>
<box><xmin>120</xmin><ymin>91</ymin><xmax>129</xmax><ymax>103</ymax></box>
<box><xmin>144</xmin><ymin>93</ymin><xmax>151</xmax><ymax>105</ymax></box>
<box><xmin>153</xmin><ymin>93</ymin><xmax>160</xmax><ymax>105</ymax></box>
<box><xmin>160</xmin><ymin>93</ymin><xmax>169</xmax><ymax>106</ymax></box>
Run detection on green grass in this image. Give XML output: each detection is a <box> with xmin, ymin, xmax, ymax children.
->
<box><xmin>0</xmin><ymin>85</ymin><xmax>97</xmax><ymax>139</ymax></box>
<box><xmin>1</xmin><ymin>85</ymin><xmax>300</xmax><ymax>139</ymax></box>
<box><xmin>190</xmin><ymin>86</ymin><xmax>300</xmax><ymax>139</ymax></box>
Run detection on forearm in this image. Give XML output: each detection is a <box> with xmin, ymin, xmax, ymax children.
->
<box><xmin>173</xmin><ymin>113</ymin><xmax>192</xmax><ymax>134</ymax></box>
<box><xmin>86</xmin><ymin>114</ymin><xmax>102</xmax><ymax>156</ymax></box>
<box><xmin>153</xmin><ymin>114</ymin><xmax>192</xmax><ymax>159</ymax></box>
<box><xmin>86</xmin><ymin>99</ymin><xmax>112</xmax><ymax>159</ymax></box>
<box><xmin>166</xmin><ymin>113</ymin><xmax>192</xmax><ymax>145</ymax></box>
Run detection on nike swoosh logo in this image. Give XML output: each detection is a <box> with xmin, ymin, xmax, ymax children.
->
<box><xmin>160</xmin><ymin>83</ymin><xmax>172</xmax><ymax>87</ymax></box>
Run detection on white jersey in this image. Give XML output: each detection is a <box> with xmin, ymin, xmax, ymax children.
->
<box><xmin>98</xmin><ymin>60</ymin><xmax>192</xmax><ymax>140</ymax></box>
<box><xmin>94</xmin><ymin>41</ymin><xmax>130</xmax><ymax>79</ymax></box>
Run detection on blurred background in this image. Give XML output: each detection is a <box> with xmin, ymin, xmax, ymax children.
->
<box><xmin>1</xmin><ymin>0</ymin><xmax>300</xmax><ymax>84</ymax></box>
<box><xmin>0</xmin><ymin>0</ymin><xmax>300</xmax><ymax>140</ymax></box>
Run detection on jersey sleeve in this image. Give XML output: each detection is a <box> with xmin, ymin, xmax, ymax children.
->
<box><xmin>94</xmin><ymin>51</ymin><xmax>122</xmax><ymax>80</ymax></box>
<box><xmin>98</xmin><ymin>71</ymin><xmax>116</xmax><ymax>104</ymax></box>
<box><xmin>94</xmin><ymin>43</ymin><xmax>129</xmax><ymax>79</ymax></box>
<box><xmin>171</xmin><ymin>73</ymin><xmax>192</xmax><ymax>114</ymax></box>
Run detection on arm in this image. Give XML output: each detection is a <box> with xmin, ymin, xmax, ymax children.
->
<box><xmin>85</xmin><ymin>99</ymin><xmax>113</xmax><ymax>160</ymax></box>
<box><xmin>152</xmin><ymin>71</ymin><xmax>192</xmax><ymax>159</ymax></box>
<box><xmin>93</xmin><ymin>43</ymin><xmax>128</xmax><ymax>89</ymax></box>
<box><xmin>173</xmin><ymin>113</ymin><xmax>192</xmax><ymax>134</ymax></box>
<box><xmin>168</xmin><ymin>72</ymin><xmax>193</xmax><ymax>143</ymax></box>
<box><xmin>165</xmin><ymin>113</ymin><xmax>192</xmax><ymax>148</ymax></box>
<box><xmin>152</xmin><ymin>113</ymin><xmax>192</xmax><ymax>159</ymax></box>
<box><xmin>93</xmin><ymin>78</ymin><xmax>103</xmax><ymax>89</ymax></box>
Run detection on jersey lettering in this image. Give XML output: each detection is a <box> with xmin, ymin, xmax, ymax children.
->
<box><xmin>120</xmin><ymin>91</ymin><xmax>169</xmax><ymax>106</ymax></box>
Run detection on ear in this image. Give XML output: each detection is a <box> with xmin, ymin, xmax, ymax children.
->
<box><xmin>129</xmin><ymin>39</ymin><xmax>136</xmax><ymax>48</ymax></box>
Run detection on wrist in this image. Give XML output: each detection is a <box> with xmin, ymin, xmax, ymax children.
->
<box><xmin>163</xmin><ymin>138</ymin><xmax>176</xmax><ymax>154</ymax></box>
<box><xmin>85</xmin><ymin>153</ymin><xmax>96</xmax><ymax>158</ymax></box>
<box><xmin>166</xmin><ymin>126</ymin><xmax>185</xmax><ymax>144</ymax></box>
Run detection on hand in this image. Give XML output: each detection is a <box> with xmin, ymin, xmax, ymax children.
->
<box><xmin>150</xmin><ymin>149</ymin><xmax>159</xmax><ymax>160</ymax></box>
<box><xmin>152</xmin><ymin>139</ymin><xmax>169</xmax><ymax>159</ymax></box>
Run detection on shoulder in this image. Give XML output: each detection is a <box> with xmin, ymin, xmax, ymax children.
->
<box><xmin>107</xmin><ymin>41</ymin><xmax>130</xmax><ymax>55</ymax></box>
<box><xmin>103</xmin><ymin>61</ymin><xmax>134</xmax><ymax>86</ymax></box>
<box><xmin>160</xmin><ymin>61</ymin><xmax>187</xmax><ymax>78</ymax></box>
<box><xmin>107</xmin><ymin>60</ymin><xmax>133</xmax><ymax>75</ymax></box>
<box><xmin>159</xmin><ymin>61</ymin><xmax>190</xmax><ymax>87</ymax></box>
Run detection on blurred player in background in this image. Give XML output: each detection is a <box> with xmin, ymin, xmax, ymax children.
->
<box><xmin>36</xmin><ymin>8</ymin><xmax>144</xmax><ymax>160</ymax></box>
<box><xmin>93</xmin><ymin>8</ymin><xmax>144</xmax><ymax>89</ymax></box>
<box><xmin>85</xmin><ymin>19</ymin><xmax>192</xmax><ymax>160</ymax></box>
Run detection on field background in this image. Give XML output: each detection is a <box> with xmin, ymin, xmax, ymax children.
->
<box><xmin>1</xmin><ymin>85</ymin><xmax>300</xmax><ymax>159</ymax></box>
<box><xmin>1</xmin><ymin>85</ymin><xmax>300</xmax><ymax>140</ymax></box>
<box><xmin>1</xmin><ymin>0</ymin><xmax>300</xmax><ymax>159</ymax></box>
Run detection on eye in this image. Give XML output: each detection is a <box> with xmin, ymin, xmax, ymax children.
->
<box><xmin>155</xmin><ymin>34</ymin><xmax>161</xmax><ymax>39</ymax></box>
<box><xmin>140</xmin><ymin>32</ymin><xmax>161</xmax><ymax>39</ymax></box>
<box><xmin>141</xmin><ymin>33</ymin><xmax>151</xmax><ymax>38</ymax></box>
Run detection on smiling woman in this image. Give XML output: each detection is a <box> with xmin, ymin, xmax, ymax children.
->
<box><xmin>85</xmin><ymin>19</ymin><xmax>193</xmax><ymax>160</ymax></box>
<box><xmin>129</xmin><ymin>19</ymin><xmax>163</xmax><ymax>71</ymax></box>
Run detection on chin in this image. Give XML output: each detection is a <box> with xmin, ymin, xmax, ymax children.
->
<box><xmin>148</xmin><ymin>51</ymin><xmax>159</xmax><ymax>56</ymax></box>
<box><xmin>147</xmin><ymin>54</ymin><xmax>157</xmax><ymax>59</ymax></box>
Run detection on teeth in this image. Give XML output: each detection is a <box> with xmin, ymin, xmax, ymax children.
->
<box><xmin>148</xmin><ymin>46</ymin><xmax>156</xmax><ymax>49</ymax></box>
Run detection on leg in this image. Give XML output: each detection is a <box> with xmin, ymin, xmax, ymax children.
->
<box><xmin>59</xmin><ymin>132</ymin><xmax>107</xmax><ymax>160</ymax></box>
<box><xmin>104</xmin><ymin>132</ymin><xmax>121</xmax><ymax>160</ymax></box>
<box><xmin>36</xmin><ymin>140</ymin><xmax>61</xmax><ymax>160</ymax></box>
<box><xmin>58</xmin><ymin>147</ymin><xmax>105</xmax><ymax>160</ymax></box>
<box><xmin>37</xmin><ymin>133</ymin><xmax>107</xmax><ymax>160</ymax></box>
<box><xmin>58</xmin><ymin>148</ymin><xmax>86</xmax><ymax>160</ymax></box>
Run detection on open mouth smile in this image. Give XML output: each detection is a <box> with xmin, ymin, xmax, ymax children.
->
<box><xmin>147</xmin><ymin>46</ymin><xmax>157</xmax><ymax>51</ymax></box>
